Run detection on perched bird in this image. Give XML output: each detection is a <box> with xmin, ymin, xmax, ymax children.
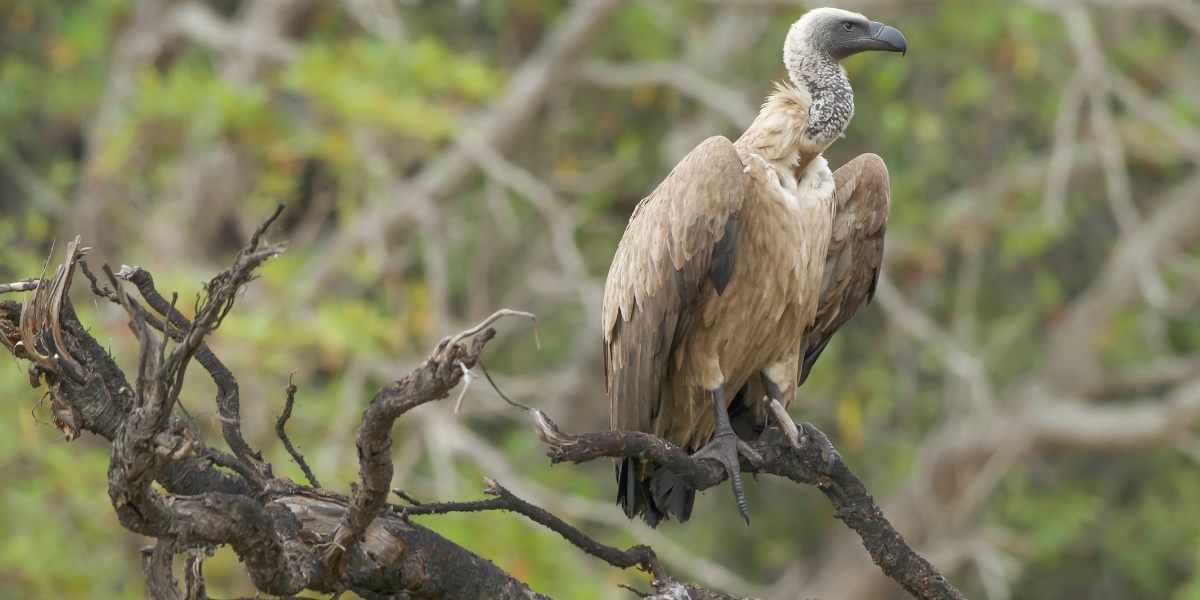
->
<box><xmin>602</xmin><ymin>7</ymin><xmax>904</xmax><ymax>527</ymax></box>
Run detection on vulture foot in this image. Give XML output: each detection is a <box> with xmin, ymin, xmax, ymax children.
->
<box><xmin>801</xmin><ymin>422</ymin><xmax>841</xmax><ymax>472</ymax></box>
<box><xmin>736</xmin><ymin>438</ymin><xmax>764</xmax><ymax>467</ymax></box>
<box><xmin>693</xmin><ymin>387</ymin><xmax>751</xmax><ymax>525</ymax></box>
<box><xmin>693</xmin><ymin>433</ymin><xmax>753</xmax><ymax>524</ymax></box>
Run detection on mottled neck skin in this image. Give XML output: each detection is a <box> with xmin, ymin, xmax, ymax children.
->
<box><xmin>787</xmin><ymin>49</ymin><xmax>854</xmax><ymax>147</ymax></box>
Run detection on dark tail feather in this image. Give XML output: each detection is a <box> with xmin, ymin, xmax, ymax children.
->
<box><xmin>617</xmin><ymin>458</ymin><xmax>693</xmax><ymax>527</ymax></box>
<box><xmin>649</xmin><ymin>466</ymin><xmax>695</xmax><ymax>523</ymax></box>
<box><xmin>617</xmin><ymin>457</ymin><xmax>662</xmax><ymax>527</ymax></box>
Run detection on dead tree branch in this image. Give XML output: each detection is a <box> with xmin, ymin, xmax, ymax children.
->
<box><xmin>277</xmin><ymin>375</ymin><xmax>322</xmax><ymax>489</ymax></box>
<box><xmin>1</xmin><ymin>207</ymin><xmax>968</xmax><ymax>600</ymax></box>
<box><xmin>402</xmin><ymin>478</ymin><xmax>668</xmax><ymax>580</ymax></box>
<box><xmin>532</xmin><ymin>412</ymin><xmax>967</xmax><ymax>600</ymax></box>
<box><xmin>319</xmin><ymin>323</ymin><xmax>496</xmax><ymax>585</ymax></box>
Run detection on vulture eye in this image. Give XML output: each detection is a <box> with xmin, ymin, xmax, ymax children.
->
<box><xmin>842</xmin><ymin>22</ymin><xmax>854</xmax><ymax>31</ymax></box>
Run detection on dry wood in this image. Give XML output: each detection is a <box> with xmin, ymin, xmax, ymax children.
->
<box><xmin>0</xmin><ymin>208</ymin><xmax>969</xmax><ymax>599</ymax></box>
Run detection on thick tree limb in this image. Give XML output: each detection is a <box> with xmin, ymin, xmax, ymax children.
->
<box><xmin>141</xmin><ymin>540</ymin><xmax>184</xmax><ymax>600</ymax></box>
<box><xmin>100</xmin><ymin>240</ymin><xmax>316</xmax><ymax>595</ymax></box>
<box><xmin>533</xmin><ymin>412</ymin><xmax>967</xmax><ymax>600</ymax></box>
<box><xmin>320</xmin><ymin>319</ymin><xmax>500</xmax><ymax>586</ymax></box>
<box><xmin>6</xmin><ymin>257</ymin><xmax>569</xmax><ymax>598</ymax></box>
<box><xmin>2</xmin><ymin>206</ymin><xmax>970</xmax><ymax>599</ymax></box>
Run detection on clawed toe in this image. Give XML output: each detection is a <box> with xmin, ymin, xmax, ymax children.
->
<box><xmin>736</xmin><ymin>438</ymin><xmax>764</xmax><ymax>467</ymax></box>
<box><xmin>694</xmin><ymin>433</ymin><xmax>750</xmax><ymax>524</ymax></box>
<box><xmin>801</xmin><ymin>422</ymin><xmax>841</xmax><ymax>473</ymax></box>
<box><xmin>825</xmin><ymin>448</ymin><xmax>842</xmax><ymax>472</ymax></box>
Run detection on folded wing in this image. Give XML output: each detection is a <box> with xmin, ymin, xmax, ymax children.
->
<box><xmin>603</xmin><ymin>136</ymin><xmax>746</xmax><ymax>435</ymax></box>
<box><xmin>799</xmin><ymin>153</ymin><xmax>891</xmax><ymax>387</ymax></box>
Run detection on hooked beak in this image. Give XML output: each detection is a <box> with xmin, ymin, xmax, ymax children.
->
<box><xmin>868</xmin><ymin>21</ymin><xmax>907</xmax><ymax>56</ymax></box>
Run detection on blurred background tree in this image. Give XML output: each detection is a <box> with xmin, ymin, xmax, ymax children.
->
<box><xmin>3</xmin><ymin>0</ymin><xmax>1200</xmax><ymax>598</ymax></box>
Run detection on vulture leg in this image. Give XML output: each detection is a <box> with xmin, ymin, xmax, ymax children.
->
<box><xmin>761</xmin><ymin>372</ymin><xmax>840</xmax><ymax>471</ymax></box>
<box><xmin>693</xmin><ymin>387</ymin><xmax>751</xmax><ymax>524</ymax></box>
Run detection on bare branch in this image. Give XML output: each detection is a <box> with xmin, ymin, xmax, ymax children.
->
<box><xmin>304</xmin><ymin>0</ymin><xmax>628</xmax><ymax>288</ymax></box>
<box><xmin>322</xmin><ymin>313</ymin><xmax>507</xmax><ymax>585</ymax></box>
<box><xmin>97</xmin><ymin>226</ymin><xmax>319</xmax><ymax>595</ymax></box>
<box><xmin>277</xmin><ymin>374</ymin><xmax>322</xmax><ymax>488</ymax></box>
<box><xmin>141</xmin><ymin>539</ymin><xmax>184</xmax><ymax>600</ymax></box>
<box><xmin>580</xmin><ymin>61</ymin><xmax>758</xmax><ymax>128</ymax></box>
<box><xmin>1080</xmin><ymin>0</ymin><xmax>1200</xmax><ymax>36</ymax></box>
<box><xmin>112</xmin><ymin>205</ymin><xmax>288</xmax><ymax>486</ymax></box>
<box><xmin>403</xmin><ymin>478</ymin><xmax>668</xmax><ymax>580</ymax></box>
<box><xmin>874</xmin><ymin>275</ymin><xmax>995</xmax><ymax>408</ymax></box>
<box><xmin>533</xmin><ymin>411</ymin><xmax>968</xmax><ymax>600</ymax></box>
<box><xmin>5</xmin><ymin>235</ymin><xmax>628</xmax><ymax>600</ymax></box>
<box><xmin>0</xmin><ymin>279</ymin><xmax>42</xmax><ymax>295</ymax></box>
<box><xmin>1041</xmin><ymin>71</ymin><xmax>1084</xmax><ymax>227</ymax></box>
<box><xmin>1108</xmin><ymin>67</ymin><xmax>1200</xmax><ymax>161</ymax></box>
<box><xmin>441</xmin><ymin>308</ymin><xmax>541</xmax><ymax>357</ymax></box>
<box><xmin>1046</xmin><ymin>173</ymin><xmax>1200</xmax><ymax>391</ymax></box>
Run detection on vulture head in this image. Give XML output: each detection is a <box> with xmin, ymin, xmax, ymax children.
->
<box><xmin>785</xmin><ymin>7</ymin><xmax>907</xmax><ymax>64</ymax></box>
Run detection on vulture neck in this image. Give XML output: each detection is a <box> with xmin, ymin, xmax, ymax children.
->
<box><xmin>735</xmin><ymin>50</ymin><xmax>853</xmax><ymax>177</ymax></box>
<box><xmin>788</xmin><ymin>49</ymin><xmax>854</xmax><ymax>151</ymax></box>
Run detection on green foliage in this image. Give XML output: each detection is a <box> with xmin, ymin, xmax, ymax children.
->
<box><xmin>283</xmin><ymin>37</ymin><xmax>501</xmax><ymax>140</ymax></box>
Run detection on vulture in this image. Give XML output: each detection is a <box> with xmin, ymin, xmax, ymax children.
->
<box><xmin>602</xmin><ymin>7</ymin><xmax>905</xmax><ymax>527</ymax></box>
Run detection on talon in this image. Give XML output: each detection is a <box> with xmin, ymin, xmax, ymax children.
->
<box><xmin>694</xmin><ymin>432</ymin><xmax>750</xmax><ymax>525</ymax></box>
<box><xmin>825</xmin><ymin>449</ymin><xmax>841</xmax><ymax>472</ymax></box>
<box><xmin>695</xmin><ymin>387</ymin><xmax>751</xmax><ymax>525</ymax></box>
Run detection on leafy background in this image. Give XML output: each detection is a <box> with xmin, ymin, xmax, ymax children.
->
<box><xmin>3</xmin><ymin>0</ymin><xmax>1200</xmax><ymax>599</ymax></box>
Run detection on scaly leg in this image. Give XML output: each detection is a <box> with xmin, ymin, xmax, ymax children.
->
<box><xmin>693</xmin><ymin>387</ymin><xmax>751</xmax><ymax>524</ymax></box>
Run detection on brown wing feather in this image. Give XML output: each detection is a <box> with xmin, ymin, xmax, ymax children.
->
<box><xmin>798</xmin><ymin>152</ymin><xmax>891</xmax><ymax>387</ymax></box>
<box><xmin>603</xmin><ymin>136</ymin><xmax>746</xmax><ymax>433</ymax></box>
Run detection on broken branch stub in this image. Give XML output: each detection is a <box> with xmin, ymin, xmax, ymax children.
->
<box><xmin>0</xmin><ymin>207</ymin><xmax>966</xmax><ymax>600</ymax></box>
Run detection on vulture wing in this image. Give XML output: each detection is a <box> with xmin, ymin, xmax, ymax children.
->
<box><xmin>799</xmin><ymin>153</ymin><xmax>891</xmax><ymax>387</ymax></box>
<box><xmin>603</xmin><ymin>136</ymin><xmax>745</xmax><ymax>434</ymax></box>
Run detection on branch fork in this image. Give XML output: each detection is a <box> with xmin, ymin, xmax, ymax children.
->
<box><xmin>0</xmin><ymin>205</ymin><xmax>966</xmax><ymax>600</ymax></box>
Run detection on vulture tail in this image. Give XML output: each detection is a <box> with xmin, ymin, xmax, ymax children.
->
<box><xmin>649</xmin><ymin>466</ymin><xmax>695</xmax><ymax>523</ymax></box>
<box><xmin>616</xmin><ymin>458</ymin><xmax>694</xmax><ymax>527</ymax></box>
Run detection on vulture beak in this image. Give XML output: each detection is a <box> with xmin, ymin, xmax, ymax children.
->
<box><xmin>867</xmin><ymin>21</ymin><xmax>907</xmax><ymax>56</ymax></box>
